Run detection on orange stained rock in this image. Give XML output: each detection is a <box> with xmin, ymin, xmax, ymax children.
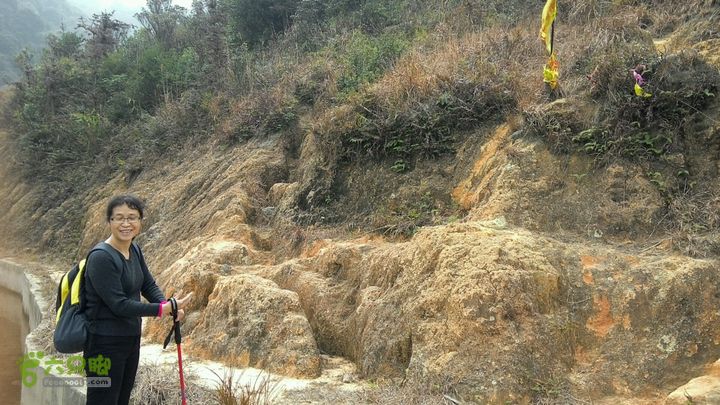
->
<box><xmin>451</xmin><ymin>124</ymin><xmax>510</xmax><ymax>209</ymax></box>
<box><xmin>624</xmin><ymin>255</ymin><xmax>640</xmax><ymax>266</ymax></box>
<box><xmin>302</xmin><ymin>239</ymin><xmax>331</xmax><ymax>258</ymax></box>
<box><xmin>583</xmin><ymin>269</ymin><xmax>595</xmax><ymax>285</ymax></box>
<box><xmin>580</xmin><ymin>255</ymin><xmax>601</xmax><ymax>269</ymax></box>
<box><xmin>709</xmin><ymin>359</ymin><xmax>720</xmax><ymax>376</ymax></box>
<box><xmin>586</xmin><ymin>294</ymin><xmax>614</xmax><ymax>338</ymax></box>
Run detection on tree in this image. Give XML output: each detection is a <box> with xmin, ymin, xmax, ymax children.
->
<box><xmin>135</xmin><ymin>0</ymin><xmax>187</xmax><ymax>49</ymax></box>
<box><xmin>77</xmin><ymin>12</ymin><xmax>131</xmax><ymax>60</ymax></box>
<box><xmin>46</xmin><ymin>30</ymin><xmax>84</xmax><ymax>59</ymax></box>
<box><xmin>181</xmin><ymin>0</ymin><xmax>228</xmax><ymax>83</ymax></box>
<box><xmin>224</xmin><ymin>0</ymin><xmax>299</xmax><ymax>48</ymax></box>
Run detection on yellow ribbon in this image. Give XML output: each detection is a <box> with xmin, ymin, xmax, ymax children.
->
<box><xmin>543</xmin><ymin>54</ymin><xmax>560</xmax><ymax>89</ymax></box>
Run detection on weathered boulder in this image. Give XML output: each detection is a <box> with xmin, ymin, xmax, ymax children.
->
<box><xmin>666</xmin><ymin>360</ymin><xmax>720</xmax><ymax>404</ymax></box>
<box><xmin>187</xmin><ymin>273</ymin><xmax>321</xmax><ymax>378</ymax></box>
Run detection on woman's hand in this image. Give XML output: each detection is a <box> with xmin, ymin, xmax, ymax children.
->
<box><xmin>162</xmin><ymin>291</ymin><xmax>193</xmax><ymax>319</ymax></box>
<box><xmin>174</xmin><ymin>291</ymin><xmax>193</xmax><ymax>310</ymax></box>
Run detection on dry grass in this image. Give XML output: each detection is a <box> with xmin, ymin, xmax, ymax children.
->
<box><xmin>131</xmin><ymin>361</ymin><xmax>215</xmax><ymax>405</ymax></box>
<box><xmin>667</xmin><ymin>189</ymin><xmax>720</xmax><ymax>258</ymax></box>
<box><xmin>355</xmin><ymin>379</ymin><xmax>457</xmax><ymax>405</ymax></box>
<box><xmin>32</xmin><ymin>315</ymin><xmax>57</xmax><ymax>354</ymax></box>
<box><xmin>369</xmin><ymin>21</ymin><xmax>543</xmax><ymax>112</ymax></box>
<box><xmin>308</xmin><ymin>26</ymin><xmax>523</xmax><ymax>173</ymax></box>
<box><xmin>209</xmin><ymin>368</ymin><xmax>279</xmax><ymax>405</ymax></box>
<box><xmin>218</xmin><ymin>85</ymin><xmax>298</xmax><ymax>145</ymax></box>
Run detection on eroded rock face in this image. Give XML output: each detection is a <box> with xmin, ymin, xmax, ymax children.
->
<box><xmin>111</xmin><ymin>122</ymin><xmax>718</xmax><ymax>403</ymax></box>
<box><xmin>145</xmin><ymin>208</ymin><xmax>719</xmax><ymax>402</ymax></box>
<box><xmin>453</xmin><ymin>122</ymin><xmax>665</xmax><ymax>241</ymax></box>
<box><xmin>265</xmin><ymin>221</ymin><xmax>720</xmax><ymax>402</ymax></box>
<box><xmin>188</xmin><ymin>273</ymin><xmax>321</xmax><ymax>378</ymax></box>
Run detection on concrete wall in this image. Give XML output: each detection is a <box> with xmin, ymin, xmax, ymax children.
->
<box><xmin>0</xmin><ymin>259</ymin><xmax>85</xmax><ymax>405</ymax></box>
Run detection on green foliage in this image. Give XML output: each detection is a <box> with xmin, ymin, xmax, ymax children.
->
<box><xmin>97</xmin><ymin>37</ymin><xmax>200</xmax><ymax>119</ymax></box>
<box><xmin>8</xmin><ymin>12</ymin><xmax>202</xmax><ymax>194</ymax></box>
<box><xmin>647</xmin><ymin>171</ymin><xmax>667</xmax><ymax>192</ymax></box>
<box><xmin>135</xmin><ymin>0</ymin><xmax>188</xmax><ymax>49</ymax></box>
<box><xmin>46</xmin><ymin>31</ymin><xmax>85</xmax><ymax>59</ymax></box>
<box><xmin>390</xmin><ymin>159</ymin><xmax>408</xmax><ymax>173</ymax></box>
<box><xmin>294</xmin><ymin>0</ymin><xmax>408</xmax><ymax>34</ymax></box>
<box><xmin>336</xmin><ymin>30</ymin><xmax>409</xmax><ymax>97</ymax></box>
<box><xmin>533</xmin><ymin>51</ymin><xmax>719</xmax><ymax>166</ymax></box>
<box><xmin>176</xmin><ymin>0</ymin><xmax>228</xmax><ymax>83</ymax></box>
<box><xmin>223</xmin><ymin>0</ymin><xmax>299</xmax><ymax>48</ymax></box>
<box><xmin>571</xmin><ymin>126</ymin><xmax>673</xmax><ymax>160</ymax></box>
<box><xmin>330</xmin><ymin>76</ymin><xmax>514</xmax><ymax>167</ymax></box>
<box><xmin>291</xmin><ymin>0</ymin><xmax>426</xmax><ymax>53</ymax></box>
<box><xmin>77</xmin><ymin>12</ymin><xmax>131</xmax><ymax>61</ymax></box>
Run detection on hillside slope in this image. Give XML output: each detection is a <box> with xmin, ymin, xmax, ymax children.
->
<box><xmin>1</xmin><ymin>1</ymin><xmax>720</xmax><ymax>403</ymax></box>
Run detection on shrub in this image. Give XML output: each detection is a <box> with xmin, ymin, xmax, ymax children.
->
<box><xmin>224</xmin><ymin>0</ymin><xmax>299</xmax><ymax>48</ymax></box>
<box><xmin>210</xmin><ymin>369</ymin><xmax>278</xmax><ymax>405</ymax></box>
<box><xmin>131</xmin><ymin>362</ymin><xmax>214</xmax><ymax>404</ymax></box>
<box><xmin>336</xmin><ymin>30</ymin><xmax>409</xmax><ymax>98</ymax></box>
<box><xmin>219</xmin><ymin>87</ymin><xmax>298</xmax><ymax>145</ymax></box>
<box><xmin>318</xmin><ymin>62</ymin><xmax>514</xmax><ymax>170</ymax></box>
<box><xmin>581</xmin><ymin>51</ymin><xmax>718</xmax><ymax>162</ymax></box>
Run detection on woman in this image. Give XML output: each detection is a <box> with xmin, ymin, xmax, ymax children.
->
<box><xmin>83</xmin><ymin>194</ymin><xmax>192</xmax><ymax>405</ymax></box>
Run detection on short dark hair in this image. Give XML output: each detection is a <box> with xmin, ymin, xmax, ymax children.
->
<box><xmin>106</xmin><ymin>195</ymin><xmax>145</xmax><ymax>222</ymax></box>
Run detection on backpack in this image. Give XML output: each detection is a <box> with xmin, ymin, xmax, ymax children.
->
<box><xmin>53</xmin><ymin>242</ymin><xmax>135</xmax><ymax>353</ymax></box>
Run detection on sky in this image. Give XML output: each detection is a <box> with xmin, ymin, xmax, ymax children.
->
<box><xmin>81</xmin><ymin>0</ymin><xmax>193</xmax><ymax>8</ymax></box>
<box><xmin>65</xmin><ymin>0</ymin><xmax>194</xmax><ymax>25</ymax></box>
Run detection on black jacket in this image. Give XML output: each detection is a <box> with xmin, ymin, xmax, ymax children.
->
<box><xmin>84</xmin><ymin>242</ymin><xmax>165</xmax><ymax>336</ymax></box>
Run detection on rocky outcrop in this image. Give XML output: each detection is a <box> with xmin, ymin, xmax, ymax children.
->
<box><xmin>187</xmin><ymin>273</ymin><xmax>321</xmax><ymax>378</ymax></box>
<box><xmin>148</xmin><ymin>213</ymin><xmax>717</xmax><ymax>402</ymax></box>
<box><xmin>453</xmin><ymin>115</ymin><xmax>666</xmax><ymax>242</ymax></box>
<box><xmin>118</xmin><ymin>119</ymin><xmax>720</xmax><ymax>402</ymax></box>
<box><xmin>259</xmin><ymin>220</ymin><xmax>720</xmax><ymax>402</ymax></box>
<box><xmin>666</xmin><ymin>360</ymin><xmax>720</xmax><ymax>404</ymax></box>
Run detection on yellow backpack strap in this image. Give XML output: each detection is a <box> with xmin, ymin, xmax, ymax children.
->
<box><xmin>69</xmin><ymin>259</ymin><xmax>87</xmax><ymax>306</ymax></box>
<box><xmin>56</xmin><ymin>272</ymin><xmax>71</xmax><ymax>323</ymax></box>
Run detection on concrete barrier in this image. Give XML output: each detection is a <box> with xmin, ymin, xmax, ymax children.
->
<box><xmin>0</xmin><ymin>259</ymin><xmax>85</xmax><ymax>405</ymax></box>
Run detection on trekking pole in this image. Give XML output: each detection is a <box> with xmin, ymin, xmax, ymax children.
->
<box><xmin>163</xmin><ymin>297</ymin><xmax>187</xmax><ymax>405</ymax></box>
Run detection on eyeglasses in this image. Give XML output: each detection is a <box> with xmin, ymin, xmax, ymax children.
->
<box><xmin>110</xmin><ymin>216</ymin><xmax>141</xmax><ymax>224</ymax></box>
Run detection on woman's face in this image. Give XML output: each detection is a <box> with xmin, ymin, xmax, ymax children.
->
<box><xmin>108</xmin><ymin>203</ymin><xmax>142</xmax><ymax>243</ymax></box>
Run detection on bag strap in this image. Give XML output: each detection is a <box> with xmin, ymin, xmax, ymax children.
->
<box><xmin>92</xmin><ymin>242</ymin><xmax>127</xmax><ymax>271</ymax></box>
<box><xmin>132</xmin><ymin>242</ymin><xmax>151</xmax><ymax>274</ymax></box>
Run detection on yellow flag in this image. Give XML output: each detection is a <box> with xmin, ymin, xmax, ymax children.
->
<box><xmin>540</xmin><ymin>0</ymin><xmax>557</xmax><ymax>54</ymax></box>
